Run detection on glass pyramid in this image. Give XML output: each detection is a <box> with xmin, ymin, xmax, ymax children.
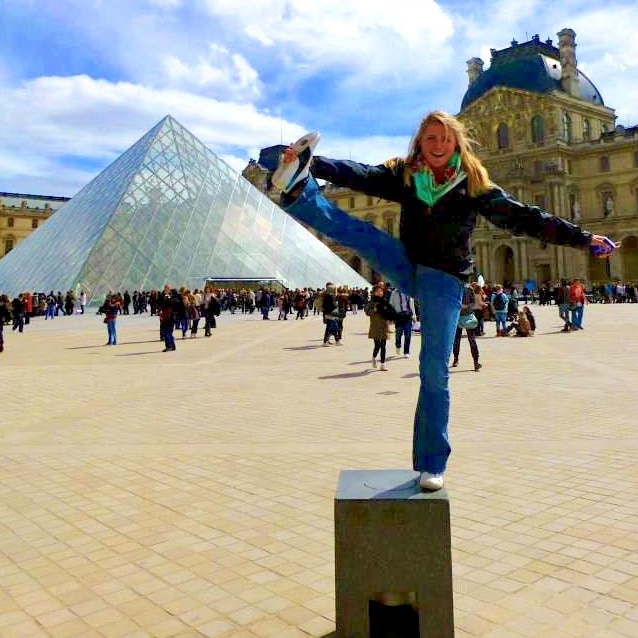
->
<box><xmin>0</xmin><ymin>115</ymin><xmax>370</xmax><ymax>302</ymax></box>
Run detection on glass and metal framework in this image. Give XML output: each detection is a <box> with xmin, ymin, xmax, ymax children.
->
<box><xmin>0</xmin><ymin>116</ymin><xmax>370</xmax><ymax>302</ymax></box>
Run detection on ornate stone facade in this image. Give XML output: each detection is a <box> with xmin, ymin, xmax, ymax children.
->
<box><xmin>459</xmin><ymin>32</ymin><xmax>638</xmax><ymax>286</ymax></box>
<box><xmin>0</xmin><ymin>193</ymin><xmax>68</xmax><ymax>258</ymax></box>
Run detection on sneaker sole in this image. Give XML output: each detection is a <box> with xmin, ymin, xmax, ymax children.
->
<box><xmin>272</xmin><ymin>132</ymin><xmax>320</xmax><ymax>191</ymax></box>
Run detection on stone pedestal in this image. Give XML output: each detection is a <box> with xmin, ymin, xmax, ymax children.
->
<box><xmin>335</xmin><ymin>470</ymin><xmax>454</xmax><ymax>637</ymax></box>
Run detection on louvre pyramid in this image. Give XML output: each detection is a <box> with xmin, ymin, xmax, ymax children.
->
<box><xmin>0</xmin><ymin>115</ymin><xmax>370</xmax><ymax>301</ymax></box>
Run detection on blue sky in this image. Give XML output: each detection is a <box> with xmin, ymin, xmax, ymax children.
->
<box><xmin>2</xmin><ymin>0</ymin><xmax>638</xmax><ymax>197</ymax></box>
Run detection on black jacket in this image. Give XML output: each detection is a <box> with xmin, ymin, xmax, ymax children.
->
<box><xmin>312</xmin><ymin>156</ymin><xmax>592</xmax><ymax>280</ymax></box>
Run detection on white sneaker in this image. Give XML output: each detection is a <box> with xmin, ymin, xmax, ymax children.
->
<box><xmin>419</xmin><ymin>472</ymin><xmax>444</xmax><ymax>491</ymax></box>
<box><xmin>335</xmin><ymin>340</ymin><xmax>343</xmax><ymax>346</ymax></box>
<box><xmin>404</xmin><ymin>353</ymin><xmax>410</xmax><ymax>359</ymax></box>
<box><xmin>396</xmin><ymin>347</ymin><xmax>401</xmax><ymax>356</ymax></box>
<box><xmin>380</xmin><ymin>363</ymin><xmax>388</xmax><ymax>371</ymax></box>
<box><xmin>271</xmin><ymin>132</ymin><xmax>320</xmax><ymax>193</ymax></box>
<box><xmin>372</xmin><ymin>358</ymin><xmax>377</xmax><ymax>368</ymax></box>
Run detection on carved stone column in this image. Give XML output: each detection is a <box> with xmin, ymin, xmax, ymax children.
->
<box><xmin>519</xmin><ymin>240</ymin><xmax>528</xmax><ymax>280</ymax></box>
<box><xmin>481</xmin><ymin>243</ymin><xmax>491</xmax><ymax>281</ymax></box>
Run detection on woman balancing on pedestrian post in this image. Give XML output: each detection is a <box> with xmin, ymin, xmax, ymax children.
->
<box><xmin>264</xmin><ymin>110</ymin><xmax>618</xmax><ymax>491</ymax></box>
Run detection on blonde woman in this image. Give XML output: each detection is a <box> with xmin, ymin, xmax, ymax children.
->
<box><xmin>263</xmin><ymin>110</ymin><xmax>618</xmax><ymax>491</ymax></box>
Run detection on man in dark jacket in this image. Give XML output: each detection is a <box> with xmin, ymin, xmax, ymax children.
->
<box><xmin>11</xmin><ymin>294</ymin><xmax>25</xmax><ymax>333</ymax></box>
<box><xmin>158</xmin><ymin>287</ymin><xmax>177</xmax><ymax>352</ymax></box>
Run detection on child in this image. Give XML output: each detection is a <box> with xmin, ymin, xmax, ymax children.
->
<box><xmin>365</xmin><ymin>285</ymin><xmax>392</xmax><ymax>371</ymax></box>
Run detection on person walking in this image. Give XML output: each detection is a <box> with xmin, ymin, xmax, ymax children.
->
<box><xmin>490</xmin><ymin>284</ymin><xmax>509</xmax><ymax>337</ymax></box>
<box><xmin>451</xmin><ymin>284</ymin><xmax>481</xmax><ymax>371</ymax></box>
<box><xmin>321</xmin><ymin>283</ymin><xmax>342</xmax><ymax>346</ymax></box>
<box><xmin>103</xmin><ymin>295</ymin><xmax>120</xmax><ymax>346</ymax></box>
<box><xmin>569</xmin><ymin>278</ymin><xmax>587</xmax><ymax>330</ymax></box>
<box><xmin>389</xmin><ymin>288</ymin><xmax>416</xmax><ymax>358</ymax></box>
<box><xmin>365</xmin><ymin>285</ymin><xmax>392</xmax><ymax>371</ymax></box>
<box><xmin>159</xmin><ymin>288</ymin><xmax>178</xmax><ymax>352</ymax></box>
<box><xmin>557</xmin><ymin>279</ymin><xmax>573</xmax><ymax>332</ymax></box>
<box><xmin>263</xmin><ymin>110</ymin><xmax>618</xmax><ymax>491</ymax></box>
<box><xmin>11</xmin><ymin>294</ymin><xmax>25</xmax><ymax>334</ymax></box>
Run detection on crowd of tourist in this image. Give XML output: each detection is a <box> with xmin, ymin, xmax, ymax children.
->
<box><xmin>0</xmin><ymin>277</ymin><xmax>635</xmax><ymax>355</ymax></box>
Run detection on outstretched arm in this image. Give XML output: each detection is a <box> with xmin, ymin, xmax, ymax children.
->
<box><xmin>477</xmin><ymin>186</ymin><xmax>619</xmax><ymax>258</ymax></box>
<box><xmin>311</xmin><ymin>156</ymin><xmax>405</xmax><ymax>203</ymax></box>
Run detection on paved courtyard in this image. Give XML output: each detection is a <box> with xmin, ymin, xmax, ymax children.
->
<box><xmin>1</xmin><ymin>302</ymin><xmax>638</xmax><ymax>638</ymax></box>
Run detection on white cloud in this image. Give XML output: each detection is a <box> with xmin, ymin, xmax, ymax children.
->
<box><xmin>162</xmin><ymin>44</ymin><xmax>262</xmax><ymax>100</ymax></box>
<box><xmin>2</xmin><ymin>0</ymin><xmax>637</xmax><ymax>199</ymax></box>
<box><xmin>0</xmin><ymin>75</ymin><xmax>312</xmax><ymax>195</ymax></box>
<box><xmin>202</xmin><ymin>0</ymin><xmax>456</xmax><ymax>81</ymax></box>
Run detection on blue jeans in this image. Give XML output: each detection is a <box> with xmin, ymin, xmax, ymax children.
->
<box><xmin>494</xmin><ymin>310</ymin><xmax>507</xmax><ymax>332</ymax></box>
<box><xmin>284</xmin><ymin>178</ymin><xmax>463</xmax><ymax>474</ymax></box>
<box><xmin>394</xmin><ymin>320</ymin><xmax>412</xmax><ymax>355</ymax></box>
<box><xmin>162</xmin><ymin>321</ymin><xmax>176</xmax><ymax>350</ymax></box>
<box><xmin>106</xmin><ymin>320</ymin><xmax>117</xmax><ymax>345</ymax></box>
<box><xmin>12</xmin><ymin>313</ymin><xmax>24</xmax><ymax>333</ymax></box>
<box><xmin>571</xmin><ymin>303</ymin><xmax>584</xmax><ymax>329</ymax></box>
<box><xmin>323</xmin><ymin>317</ymin><xmax>340</xmax><ymax>343</ymax></box>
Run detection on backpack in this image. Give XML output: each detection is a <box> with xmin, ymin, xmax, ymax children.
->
<box><xmin>493</xmin><ymin>292</ymin><xmax>506</xmax><ymax>311</ymax></box>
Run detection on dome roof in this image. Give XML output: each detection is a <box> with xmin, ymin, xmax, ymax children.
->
<box><xmin>461</xmin><ymin>40</ymin><xmax>604</xmax><ymax>110</ymax></box>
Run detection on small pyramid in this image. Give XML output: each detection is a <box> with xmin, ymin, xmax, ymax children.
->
<box><xmin>0</xmin><ymin>115</ymin><xmax>369</xmax><ymax>301</ymax></box>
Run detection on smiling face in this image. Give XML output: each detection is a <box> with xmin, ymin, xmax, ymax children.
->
<box><xmin>419</xmin><ymin>121</ymin><xmax>457</xmax><ymax>173</ymax></box>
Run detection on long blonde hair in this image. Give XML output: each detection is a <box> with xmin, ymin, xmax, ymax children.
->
<box><xmin>405</xmin><ymin>110</ymin><xmax>492</xmax><ymax>197</ymax></box>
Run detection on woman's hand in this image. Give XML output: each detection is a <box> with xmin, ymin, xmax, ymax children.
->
<box><xmin>281</xmin><ymin>146</ymin><xmax>298</xmax><ymax>164</ymax></box>
<box><xmin>590</xmin><ymin>235</ymin><xmax>620</xmax><ymax>258</ymax></box>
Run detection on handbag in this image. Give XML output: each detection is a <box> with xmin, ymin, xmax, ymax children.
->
<box><xmin>458</xmin><ymin>312</ymin><xmax>478</xmax><ymax>330</ymax></box>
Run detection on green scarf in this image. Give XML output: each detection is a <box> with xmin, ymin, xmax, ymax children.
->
<box><xmin>413</xmin><ymin>151</ymin><xmax>465</xmax><ymax>207</ymax></box>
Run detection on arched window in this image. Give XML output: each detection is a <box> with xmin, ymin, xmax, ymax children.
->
<box><xmin>32</xmin><ymin>219</ymin><xmax>38</xmax><ymax>229</ymax></box>
<box><xmin>4</xmin><ymin>238</ymin><xmax>14</xmax><ymax>254</ymax></box>
<box><xmin>583</xmin><ymin>119</ymin><xmax>591</xmax><ymax>141</ymax></box>
<box><xmin>531</xmin><ymin>115</ymin><xmax>545</xmax><ymax>143</ymax></box>
<box><xmin>7</xmin><ymin>217</ymin><xmax>14</xmax><ymax>228</ymax></box>
<box><xmin>602</xmin><ymin>122</ymin><xmax>609</xmax><ymax>134</ymax></box>
<box><xmin>497</xmin><ymin>122</ymin><xmax>509</xmax><ymax>150</ymax></box>
<box><xmin>600</xmin><ymin>155</ymin><xmax>610</xmax><ymax>172</ymax></box>
<box><xmin>562</xmin><ymin>112</ymin><xmax>572</xmax><ymax>142</ymax></box>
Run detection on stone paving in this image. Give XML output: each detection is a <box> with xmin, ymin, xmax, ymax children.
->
<box><xmin>1</xmin><ymin>303</ymin><xmax>638</xmax><ymax>638</ymax></box>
